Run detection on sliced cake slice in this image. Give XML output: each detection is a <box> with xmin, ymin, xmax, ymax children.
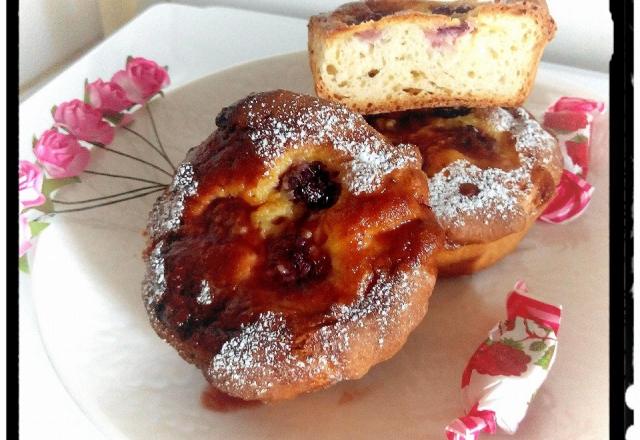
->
<box><xmin>308</xmin><ymin>0</ymin><xmax>556</xmax><ymax>114</ymax></box>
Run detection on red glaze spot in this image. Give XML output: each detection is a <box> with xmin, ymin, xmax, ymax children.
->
<box><xmin>201</xmin><ymin>385</ymin><xmax>262</xmax><ymax>412</ymax></box>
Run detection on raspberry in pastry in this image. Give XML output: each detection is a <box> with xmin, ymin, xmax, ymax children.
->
<box><xmin>143</xmin><ymin>90</ymin><xmax>443</xmax><ymax>401</ymax></box>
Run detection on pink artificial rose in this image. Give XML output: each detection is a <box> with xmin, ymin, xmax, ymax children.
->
<box><xmin>19</xmin><ymin>160</ymin><xmax>46</xmax><ymax>210</ymax></box>
<box><xmin>34</xmin><ymin>129</ymin><xmax>91</xmax><ymax>178</ymax></box>
<box><xmin>19</xmin><ymin>214</ymin><xmax>32</xmax><ymax>257</ymax></box>
<box><xmin>53</xmin><ymin>99</ymin><xmax>114</xmax><ymax>145</ymax></box>
<box><xmin>86</xmin><ymin>79</ymin><xmax>133</xmax><ymax>114</ymax></box>
<box><xmin>112</xmin><ymin>57</ymin><xmax>170</xmax><ymax>105</ymax></box>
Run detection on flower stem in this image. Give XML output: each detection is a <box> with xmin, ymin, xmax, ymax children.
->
<box><xmin>83</xmin><ymin>169</ymin><xmax>170</xmax><ymax>186</ymax></box>
<box><xmin>89</xmin><ymin>142</ymin><xmax>173</xmax><ymax>177</ymax></box>
<box><xmin>122</xmin><ymin>125</ymin><xmax>164</xmax><ymax>155</ymax></box>
<box><xmin>121</xmin><ymin>125</ymin><xmax>176</xmax><ymax>172</ymax></box>
<box><xmin>45</xmin><ymin>187</ymin><xmax>164</xmax><ymax>214</ymax></box>
<box><xmin>51</xmin><ymin>184</ymin><xmax>166</xmax><ymax>205</ymax></box>
<box><xmin>146</xmin><ymin>104</ymin><xmax>175</xmax><ymax>171</ymax></box>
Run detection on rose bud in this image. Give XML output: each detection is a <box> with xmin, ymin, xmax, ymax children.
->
<box><xmin>33</xmin><ymin>129</ymin><xmax>91</xmax><ymax>178</ymax></box>
<box><xmin>19</xmin><ymin>160</ymin><xmax>46</xmax><ymax>210</ymax></box>
<box><xmin>112</xmin><ymin>57</ymin><xmax>170</xmax><ymax>105</ymax></box>
<box><xmin>53</xmin><ymin>99</ymin><xmax>114</xmax><ymax>145</ymax></box>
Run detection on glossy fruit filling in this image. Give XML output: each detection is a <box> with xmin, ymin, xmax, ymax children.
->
<box><xmin>367</xmin><ymin>108</ymin><xmax>522</xmax><ymax>177</ymax></box>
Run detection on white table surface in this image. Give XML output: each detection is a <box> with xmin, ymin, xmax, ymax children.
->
<box><xmin>18</xmin><ymin>4</ymin><xmax>610</xmax><ymax>439</ymax></box>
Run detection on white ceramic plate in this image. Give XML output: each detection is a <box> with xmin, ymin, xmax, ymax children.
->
<box><xmin>31</xmin><ymin>52</ymin><xmax>609</xmax><ymax>439</ymax></box>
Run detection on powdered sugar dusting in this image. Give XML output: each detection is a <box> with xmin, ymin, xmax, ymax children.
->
<box><xmin>147</xmin><ymin>162</ymin><xmax>198</xmax><ymax>239</ymax></box>
<box><xmin>209</xmin><ymin>311</ymin><xmax>313</xmax><ymax>397</ymax></box>
<box><xmin>208</xmin><ymin>267</ymin><xmax>430</xmax><ymax>397</ymax></box>
<box><xmin>487</xmin><ymin>107</ymin><xmax>515</xmax><ymax>132</ymax></box>
<box><xmin>143</xmin><ymin>240</ymin><xmax>166</xmax><ymax>309</ymax></box>
<box><xmin>196</xmin><ymin>280</ymin><xmax>213</xmax><ymax>305</ymax></box>
<box><xmin>512</xmin><ymin>108</ymin><xmax>556</xmax><ymax>156</ymax></box>
<box><xmin>244</xmin><ymin>94</ymin><xmax>419</xmax><ymax>194</ymax></box>
<box><xmin>329</xmin><ymin>269</ymin><xmax>418</xmax><ymax>348</ymax></box>
<box><xmin>429</xmin><ymin>160</ymin><xmax>528</xmax><ymax>226</ymax></box>
<box><xmin>429</xmin><ymin>108</ymin><xmax>557</xmax><ymax>227</ymax></box>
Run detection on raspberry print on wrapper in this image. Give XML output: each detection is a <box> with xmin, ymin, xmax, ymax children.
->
<box><xmin>446</xmin><ymin>281</ymin><xmax>562</xmax><ymax>440</ymax></box>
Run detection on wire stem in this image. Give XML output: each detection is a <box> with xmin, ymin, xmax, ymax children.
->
<box><xmin>121</xmin><ymin>125</ymin><xmax>176</xmax><ymax>172</ymax></box>
<box><xmin>47</xmin><ymin>188</ymin><xmax>164</xmax><ymax>214</ymax></box>
<box><xmin>51</xmin><ymin>184</ymin><xmax>166</xmax><ymax>205</ymax></box>
<box><xmin>121</xmin><ymin>126</ymin><xmax>164</xmax><ymax>156</ymax></box>
<box><xmin>82</xmin><ymin>169</ymin><xmax>170</xmax><ymax>186</ymax></box>
<box><xmin>146</xmin><ymin>104</ymin><xmax>176</xmax><ymax>171</ymax></box>
<box><xmin>89</xmin><ymin>143</ymin><xmax>173</xmax><ymax>177</ymax></box>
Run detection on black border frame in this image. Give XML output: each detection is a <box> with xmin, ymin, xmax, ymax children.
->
<box><xmin>10</xmin><ymin>1</ymin><xmax>635</xmax><ymax>438</ymax></box>
<box><xmin>9</xmin><ymin>1</ymin><xmax>18</xmax><ymax>438</ymax></box>
<box><xmin>610</xmin><ymin>0</ymin><xmax>633</xmax><ymax>438</ymax></box>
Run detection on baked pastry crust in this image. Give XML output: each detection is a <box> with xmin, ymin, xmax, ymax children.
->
<box><xmin>367</xmin><ymin>106</ymin><xmax>562</xmax><ymax>275</ymax></box>
<box><xmin>143</xmin><ymin>90</ymin><xmax>443</xmax><ymax>400</ymax></box>
<box><xmin>435</xmin><ymin>217</ymin><xmax>535</xmax><ymax>276</ymax></box>
<box><xmin>309</xmin><ymin>0</ymin><xmax>556</xmax><ymax>113</ymax></box>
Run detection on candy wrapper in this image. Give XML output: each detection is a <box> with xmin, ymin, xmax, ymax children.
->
<box><xmin>445</xmin><ymin>281</ymin><xmax>562</xmax><ymax>440</ymax></box>
<box><xmin>537</xmin><ymin>170</ymin><xmax>594</xmax><ymax>224</ymax></box>
<box><xmin>538</xmin><ymin>97</ymin><xmax>604</xmax><ymax>224</ymax></box>
<box><xmin>543</xmin><ymin>96</ymin><xmax>605</xmax><ymax>178</ymax></box>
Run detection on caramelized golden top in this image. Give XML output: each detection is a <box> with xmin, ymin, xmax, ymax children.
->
<box><xmin>310</xmin><ymin>0</ymin><xmax>555</xmax><ymax>38</ymax></box>
<box><xmin>334</xmin><ymin>0</ymin><xmax>475</xmax><ymax>26</ymax></box>
<box><xmin>367</xmin><ymin>107</ymin><xmax>562</xmax><ymax>244</ymax></box>
<box><xmin>143</xmin><ymin>91</ymin><xmax>443</xmax><ymax>394</ymax></box>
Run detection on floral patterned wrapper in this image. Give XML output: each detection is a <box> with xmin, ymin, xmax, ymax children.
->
<box><xmin>445</xmin><ymin>281</ymin><xmax>562</xmax><ymax>440</ymax></box>
<box><xmin>538</xmin><ymin>97</ymin><xmax>604</xmax><ymax>224</ymax></box>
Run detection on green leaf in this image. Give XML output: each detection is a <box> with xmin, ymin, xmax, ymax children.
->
<box><xmin>19</xmin><ymin>255</ymin><xmax>30</xmax><ymax>273</ymax></box>
<box><xmin>37</xmin><ymin>176</ymin><xmax>80</xmax><ymax>213</ymax></box>
<box><xmin>529</xmin><ymin>340</ymin><xmax>547</xmax><ymax>352</ymax></box>
<box><xmin>32</xmin><ymin>135</ymin><xmax>38</xmax><ymax>148</ymax></box>
<box><xmin>51</xmin><ymin>105</ymin><xmax>57</xmax><ymax>117</ymax></box>
<box><xmin>38</xmin><ymin>198</ymin><xmax>55</xmax><ymax>214</ymax></box>
<box><xmin>83</xmin><ymin>78</ymin><xmax>90</xmax><ymax>104</ymax></box>
<box><xmin>42</xmin><ymin>176</ymin><xmax>80</xmax><ymax>198</ymax></box>
<box><xmin>569</xmin><ymin>133</ymin><xmax>588</xmax><ymax>143</ymax></box>
<box><xmin>104</xmin><ymin>113</ymin><xmax>124</xmax><ymax>125</ymax></box>
<box><xmin>500</xmin><ymin>338</ymin><xmax>524</xmax><ymax>350</ymax></box>
<box><xmin>29</xmin><ymin>220</ymin><xmax>50</xmax><ymax>237</ymax></box>
<box><xmin>538</xmin><ymin>324</ymin><xmax>553</xmax><ymax>333</ymax></box>
<box><xmin>126</xmin><ymin>55</ymin><xmax>133</xmax><ymax>65</ymax></box>
<box><xmin>534</xmin><ymin>345</ymin><xmax>556</xmax><ymax>369</ymax></box>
